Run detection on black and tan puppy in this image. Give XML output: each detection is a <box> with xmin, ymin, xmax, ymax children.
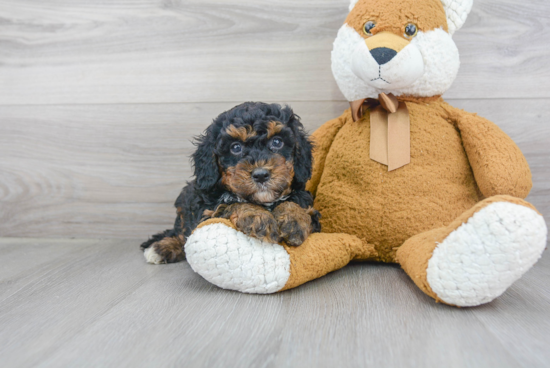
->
<box><xmin>141</xmin><ymin>102</ymin><xmax>321</xmax><ymax>264</ymax></box>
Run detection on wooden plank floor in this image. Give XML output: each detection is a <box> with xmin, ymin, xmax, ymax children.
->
<box><xmin>0</xmin><ymin>238</ymin><xmax>549</xmax><ymax>368</ymax></box>
<box><xmin>1</xmin><ymin>1</ymin><xmax>549</xmax><ymax>367</ymax></box>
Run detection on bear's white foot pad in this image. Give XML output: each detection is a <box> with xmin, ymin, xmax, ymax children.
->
<box><xmin>185</xmin><ymin>223</ymin><xmax>291</xmax><ymax>294</ymax></box>
<box><xmin>427</xmin><ymin>202</ymin><xmax>547</xmax><ymax>307</ymax></box>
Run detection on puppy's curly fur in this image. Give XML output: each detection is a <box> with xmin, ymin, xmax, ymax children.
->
<box><xmin>141</xmin><ymin>102</ymin><xmax>321</xmax><ymax>264</ymax></box>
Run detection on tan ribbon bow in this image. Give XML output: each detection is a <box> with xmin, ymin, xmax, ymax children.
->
<box><xmin>350</xmin><ymin>93</ymin><xmax>410</xmax><ymax>172</ymax></box>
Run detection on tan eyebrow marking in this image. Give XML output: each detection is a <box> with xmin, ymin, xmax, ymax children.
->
<box><xmin>267</xmin><ymin>121</ymin><xmax>284</xmax><ymax>139</ymax></box>
<box><xmin>225</xmin><ymin>125</ymin><xmax>257</xmax><ymax>141</ymax></box>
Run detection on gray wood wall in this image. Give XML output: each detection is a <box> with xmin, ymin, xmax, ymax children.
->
<box><xmin>1</xmin><ymin>0</ymin><xmax>549</xmax><ymax>239</ymax></box>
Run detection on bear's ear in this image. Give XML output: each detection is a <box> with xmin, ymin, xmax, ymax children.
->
<box><xmin>441</xmin><ymin>0</ymin><xmax>474</xmax><ymax>35</ymax></box>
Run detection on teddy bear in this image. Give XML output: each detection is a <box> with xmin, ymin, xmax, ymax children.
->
<box><xmin>184</xmin><ymin>0</ymin><xmax>548</xmax><ymax>307</ymax></box>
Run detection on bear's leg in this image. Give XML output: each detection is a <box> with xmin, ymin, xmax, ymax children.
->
<box><xmin>396</xmin><ymin>195</ymin><xmax>547</xmax><ymax>307</ymax></box>
<box><xmin>185</xmin><ymin>218</ymin><xmax>376</xmax><ymax>294</ymax></box>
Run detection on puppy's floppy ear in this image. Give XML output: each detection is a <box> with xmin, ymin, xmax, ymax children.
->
<box><xmin>286</xmin><ymin>108</ymin><xmax>313</xmax><ymax>187</ymax></box>
<box><xmin>192</xmin><ymin>125</ymin><xmax>220</xmax><ymax>191</ymax></box>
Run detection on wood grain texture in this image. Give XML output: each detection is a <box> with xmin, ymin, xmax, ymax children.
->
<box><xmin>0</xmin><ymin>101</ymin><xmax>347</xmax><ymax>238</ymax></box>
<box><xmin>0</xmin><ymin>238</ymin><xmax>548</xmax><ymax>368</ymax></box>
<box><xmin>0</xmin><ymin>99</ymin><xmax>548</xmax><ymax>239</ymax></box>
<box><xmin>0</xmin><ymin>0</ymin><xmax>549</xmax><ymax>105</ymax></box>
<box><xmin>1</xmin><ymin>1</ymin><xmax>548</xmax><ymax>366</ymax></box>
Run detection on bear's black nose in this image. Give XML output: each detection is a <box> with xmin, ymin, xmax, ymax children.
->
<box><xmin>370</xmin><ymin>47</ymin><xmax>397</xmax><ymax>65</ymax></box>
<box><xmin>252</xmin><ymin>168</ymin><xmax>271</xmax><ymax>184</ymax></box>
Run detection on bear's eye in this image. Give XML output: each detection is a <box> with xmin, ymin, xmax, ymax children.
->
<box><xmin>363</xmin><ymin>21</ymin><xmax>376</xmax><ymax>36</ymax></box>
<box><xmin>230</xmin><ymin>142</ymin><xmax>242</xmax><ymax>155</ymax></box>
<box><xmin>404</xmin><ymin>23</ymin><xmax>418</xmax><ymax>38</ymax></box>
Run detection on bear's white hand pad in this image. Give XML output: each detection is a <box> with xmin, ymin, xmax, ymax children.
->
<box><xmin>427</xmin><ymin>202</ymin><xmax>547</xmax><ymax>307</ymax></box>
<box><xmin>185</xmin><ymin>223</ymin><xmax>291</xmax><ymax>294</ymax></box>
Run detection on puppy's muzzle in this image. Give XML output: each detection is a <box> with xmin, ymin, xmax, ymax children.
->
<box><xmin>252</xmin><ymin>168</ymin><xmax>271</xmax><ymax>184</ymax></box>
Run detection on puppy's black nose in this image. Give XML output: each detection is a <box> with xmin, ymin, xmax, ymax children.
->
<box><xmin>370</xmin><ymin>47</ymin><xmax>397</xmax><ymax>65</ymax></box>
<box><xmin>252</xmin><ymin>168</ymin><xmax>271</xmax><ymax>184</ymax></box>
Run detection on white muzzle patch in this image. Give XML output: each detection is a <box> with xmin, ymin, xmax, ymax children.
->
<box><xmin>351</xmin><ymin>42</ymin><xmax>425</xmax><ymax>91</ymax></box>
<box><xmin>332</xmin><ymin>25</ymin><xmax>460</xmax><ymax>100</ymax></box>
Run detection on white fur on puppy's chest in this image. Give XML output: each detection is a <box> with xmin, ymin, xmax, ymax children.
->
<box><xmin>427</xmin><ymin>202</ymin><xmax>548</xmax><ymax>307</ymax></box>
<box><xmin>185</xmin><ymin>223</ymin><xmax>291</xmax><ymax>294</ymax></box>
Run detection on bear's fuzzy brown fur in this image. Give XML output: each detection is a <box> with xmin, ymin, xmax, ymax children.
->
<box><xmin>307</xmin><ymin>96</ymin><xmax>532</xmax><ymax>263</ymax></box>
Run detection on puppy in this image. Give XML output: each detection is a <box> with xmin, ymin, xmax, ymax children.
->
<box><xmin>141</xmin><ymin>102</ymin><xmax>321</xmax><ymax>264</ymax></box>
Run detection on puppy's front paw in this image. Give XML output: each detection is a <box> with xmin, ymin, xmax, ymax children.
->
<box><xmin>216</xmin><ymin>203</ymin><xmax>279</xmax><ymax>243</ymax></box>
<box><xmin>273</xmin><ymin>202</ymin><xmax>314</xmax><ymax>247</ymax></box>
<box><xmin>235</xmin><ymin>211</ymin><xmax>279</xmax><ymax>244</ymax></box>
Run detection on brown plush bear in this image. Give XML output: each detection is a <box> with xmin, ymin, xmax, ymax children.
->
<box><xmin>185</xmin><ymin>0</ymin><xmax>547</xmax><ymax>307</ymax></box>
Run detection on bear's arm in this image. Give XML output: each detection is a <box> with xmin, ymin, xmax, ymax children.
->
<box><xmin>445</xmin><ymin>104</ymin><xmax>532</xmax><ymax>199</ymax></box>
<box><xmin>306</xmin><ymin>111</ymin><xmax>349</xmax><ymax>197</ymax></box>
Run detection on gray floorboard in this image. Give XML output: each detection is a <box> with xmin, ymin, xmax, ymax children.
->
<box><xmin>0</xmin><ymin>238</ymin><xmax>548</xmax><ymax>368</ymax></box>
<box><xmin>1</xmin><ymin>1</ymin><xmax>548</xmax><ymax>366</ymax></box>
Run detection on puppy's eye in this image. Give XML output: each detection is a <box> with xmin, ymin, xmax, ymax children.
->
<box><xmin>230</xmin><ymin>142</ymin><xmax>242</xmax><ymax>155</ymax></box>
<box><xmin>404</xmin><ymin>23</ymin><xmax>418</xmax><ymax>38</ymax></box>
<box><xmin>363</xmin><ymin>21</ymin><xmax>376</xmax><ymax>36</ymax></box>
<box><xmin>270</xmin><ymin>138</ymin><xmax>284</xmax><ymax>150</ymax></box>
